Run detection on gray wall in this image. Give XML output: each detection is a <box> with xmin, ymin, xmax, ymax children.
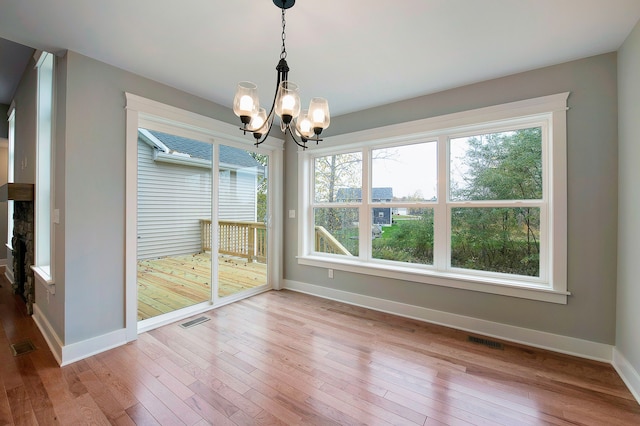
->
<box><xmin>617</xmin><ymin>20</ymin><xmax>640</xmax><ymax>376</ymax></box>
<box><xmin>285</xmin><ymin>53</ymin><xmax>619</xmax><ymax>344</ymax></box>
<box><xmin>11</xmin><ymin>46</ymin><xmax>623</xmax><ymax>352</ymax></box>
<box><xmin>62</xmin><ymin>51</ymin><xmax>238</xmax><ymax>344</ymax></box>
<box><xmin>22</xmin><ymin>51</ymin><xmax>239</xmax><ymax>345</ymax></box>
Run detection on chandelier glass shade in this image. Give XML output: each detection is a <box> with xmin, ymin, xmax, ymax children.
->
<box><xmin>233</xmin><ymin>0</ymin><xmax>330</xmax><ymax>148</ymax></box>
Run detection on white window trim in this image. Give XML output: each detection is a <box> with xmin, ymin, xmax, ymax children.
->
<box><xmin>298</xmin><ymin>93</ymin><xmax>569</xmax><ymax>304</ymax></box>
<box><xmin>124</xmin><ymin>92</ymin><xmax>284</xmax><ymax>341</ymax></box>
<box><xmin>7</xmin><ymin>103</ymin><xmax>15</xmax><ymax>252</ymax></box>
<box><xmin>33</xmin><ymin>51</ymin><xmax>55</xmax><ymax>289</ymax></box>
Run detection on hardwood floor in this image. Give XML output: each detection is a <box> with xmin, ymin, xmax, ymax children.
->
<box><xmin>1</xmin><ymin>274</ymin><xmax>640</xmax><ymax>425</ymax></box>
<box><xmin>137</xmin><ymin>253</ymin><xmax>267</xmax><ymax>320</ymax></box>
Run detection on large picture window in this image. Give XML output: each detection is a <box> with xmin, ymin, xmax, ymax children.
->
<box><xmin>298</xmin><ymin>93</ymin><xmax>569</xmax><ymax>303</ymax></box>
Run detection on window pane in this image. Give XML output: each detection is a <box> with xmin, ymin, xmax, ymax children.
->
<box><xmin>314</xmin><ymin>152</ymin><xmax>362</xmax><ymax>203</ymax></box>
<box><xmin>314</xmin><ymin>207</ymin><xmax>359</xmax><ymax>256</ymax></box>
<box><xmin>372</xmin><ymin>142</ymin><xmax>437</xmax><ymax>202</ymax></box>
<box><xmin>450</xmin><ymin>127</ymin><xmax>542</xmax><ymax>201</ymax></box>
<box><xmin>372</xmin><ymin>208</ymin><xmax>433</xmax><ymax>265</ymax></box>
<box><xmin>451</xmin><ymin>207</ymin><xmax>540</xmax><ymax>277</ymax></box>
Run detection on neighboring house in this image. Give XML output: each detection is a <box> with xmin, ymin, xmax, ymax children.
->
<box><xmin>336</xmin><ymin>187</ymin><xmax>393</xmax><ymax>225</ymax></box>
<box><xmin>137</xmin><ymin>129</ymin><xmax>263</xmax><ymax>259</ymax></box>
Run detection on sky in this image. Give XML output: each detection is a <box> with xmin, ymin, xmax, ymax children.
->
<box><xmin>372</xmin><ymin>142</ymin><xmax>438</xmax><ymax>200</ymax></box>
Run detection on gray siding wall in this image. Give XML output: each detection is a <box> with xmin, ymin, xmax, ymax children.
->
<box><xmin>137</xmin><ymin>140</ymin><xmax>211</xmax><ymax>259</ymax></box>
<box><xmin>137</xmin><ymin>141</ymin><xmax>258</xmax><ymax>260</ymax></box>
<box><xmin>218</xmin><ymin>168</ymin><xmax>257</xmax><ymax>222</ymax></box>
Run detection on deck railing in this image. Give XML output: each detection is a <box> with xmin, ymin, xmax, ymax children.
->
<box><xmin>200</xmin><ymin>221</ymin><xmax>352</xmax><ymax>261</ymax></box>
<box><xmin>200</xmin><ymin>220</ymin><xmax>267</xmax><ymax>263</ymax></box>
<box><xmin>314</xmin><ymin>225</ymin><xmax>353</xmax><ymax>256</ymax></box>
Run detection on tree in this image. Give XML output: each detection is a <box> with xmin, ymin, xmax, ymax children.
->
<box><xmin>314</xmin><ymin>152</ymin><xmax>362</xmax><ymax>203</ymax></box>
<box><xmin>250</xmin><ymin>152</ymin><xmax>268</xmax><ymax>222</ymax></box>
<box><xmin>450</xmin><ymin>128</ymin><xmax>542</xmax><ymax>276</ymax></box>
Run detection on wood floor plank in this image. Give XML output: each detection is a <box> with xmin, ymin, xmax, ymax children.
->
<box><xmin>77</xmin><ymin>368</ymin><xmax>129</xmax><ymax>422</ymax></box>
<box><xmin>125</xmin><ymin>402</ymin><xmax>161</xmax><ymax>426</ymax></box>
<box><xmin>5</xmin><ymin>385</ymin><xmax>38</xmax><ymax>426</ymax></box>
<box><xmin>84</xmin><ymin>355</ymin><xmax>139</xmax><ymax>411</ymax></box>
<box><xmin>182</xmin><ymin>393</ymin><xmax>236</xmax><ymax>426</ymax></box>
<box><xmin>99</xmin><ymin>349</ymin><xmax>190</xmax><ymax>425</ymax></box>
<box><xmin>116</xmin><ymin>344</ymin><xmax>203</xmax><ymax>425</ymax></box>
<box><xmin>13</xmin><ymin>354</ymin><xmax>59</xmax><ymax>425</ymax></box>
<box><xmin>0</xmin><ymin>384</ymin><xmax>12</xmax><ymax>426</ymax></box>
<box><xmin>241</xmin><ymin>388</ymin><xmax>305</xmax><ymax>425</ymax></box>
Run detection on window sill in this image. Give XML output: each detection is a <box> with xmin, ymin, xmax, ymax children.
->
<box><xmin>32</xmin><ymin>265</ymin><xmax>55</xmax><ymax>294</ymax></box>
<box><xmin>297</xmin><ymin>255</ymin><xmax>569</xmax><ymax>304</ymax></box>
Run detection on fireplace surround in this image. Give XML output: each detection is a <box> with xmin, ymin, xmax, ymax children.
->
<box><xmin>1</xmin><ymin>183</ymin><xmax>35</xmax><ymax>314</ymax></box>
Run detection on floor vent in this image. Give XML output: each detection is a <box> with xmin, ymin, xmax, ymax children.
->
<box><xmin>11</xmin><ymin>339</ymin><xmax>36</xmax><ymax>356</ymax></box>
<box><xmin>180</xmin><ymin>316</ymin><xmax>210</xmax><ymax>329</ymax></box>
<box><xmin>468</xmin><ymin>335</ymin><xmax>504</xmax><ymax>350</ymax></box>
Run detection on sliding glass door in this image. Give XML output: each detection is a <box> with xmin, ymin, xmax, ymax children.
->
<box><xmin>216</xmin><ymin>145</ymin><xmax>269</xmax><ymax>301</ymax></box>
<box><xmin>136</xmin><ymin>128</ymin><xmax>213</xmax><ymax>321</ymax></box>
<box><xmin>135</xmin><ymin>128</ymin><xmax>271</xmax><ymax>324</ymax></box>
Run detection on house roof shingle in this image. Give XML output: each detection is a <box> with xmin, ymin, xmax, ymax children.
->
<box><xmin>144</xmin><ymin>129</ymin><xmax>262</xmax><ymax>169</ymax></box>
<box><xmin>336</xmin><ymin>187</ymin><xmax>393</xmax><ymax>201</ymax></box>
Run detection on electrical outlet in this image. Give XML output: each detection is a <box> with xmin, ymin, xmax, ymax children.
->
<box><xmin>328</xmin><ymin>269</ymin><xmax>334</xmax><ymax>279</ymax></box>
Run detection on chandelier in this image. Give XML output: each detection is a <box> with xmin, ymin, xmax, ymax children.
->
<box><xmin>233</xmin><ymin>0</ymin><xmax>330</xmax><ymax>149</ymax></box>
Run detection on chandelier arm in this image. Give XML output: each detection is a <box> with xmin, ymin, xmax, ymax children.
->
<box><xmin>253</xmin><ymin>107</ymin><xmax>278</xmax><ymax>146</ymax></box>
<box><xmin>286</xmin><ymin>126</ymin><xmax>309</xmax><ymax>149</ymax></box>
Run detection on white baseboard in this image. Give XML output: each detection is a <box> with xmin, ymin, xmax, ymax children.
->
<box><xmin>283</xmin><ymin>279</ymin><xmax>614</xmax><ymax>363</ymax></box>
<box><xmin>4</xmin><ymin>268</ymin><xmax>14</xmax><ymax>285</ymax></box>
<box><xmin>33</xmin><ymin>303</ymin><xmax>128</xmax><ymax>366</ymax></box>
<box><xmin>32</xmin><ymin>303</ymin><xmax>63</xmax><ymax>365</ymax></box>
<box><xmin>0</xmin><ymin>258</ymin><xmax>7</xmax><ymax>267</ymax></box>
<box><xmin>612</xmin><ymin>348</ymin><xmax>640</xmax><ymax>404</ymax></box>
<box><xmin>60</xmin><ymin>328</ymin><xmax>127</xmax><ymax>366</ymax></box>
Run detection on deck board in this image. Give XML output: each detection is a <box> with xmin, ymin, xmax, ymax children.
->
<box><xmin>137</xmin><ymin>253</ymin><xmax>267</xmax><ymax>320</ymax></box>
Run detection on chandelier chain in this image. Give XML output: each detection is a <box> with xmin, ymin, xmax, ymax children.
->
<box><xmin>280</xmin><ymin>8</ymin><xmax>287</xmax><ymax>59</ymax></box>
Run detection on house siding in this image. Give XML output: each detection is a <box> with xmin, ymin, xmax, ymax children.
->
<box><xmin>218</xmin><ymin>167</ymin><xmax>258</xmax><ymax>222</ymax></box>
<box><xmin>137</xmin><ymin>140</ymin><xmax>212</xmax><ymax>259</ymax></box>
<box><xmin>137</xmin><ymin>140</ymin><xmax>259</xmax><ymax>259</ymax></box>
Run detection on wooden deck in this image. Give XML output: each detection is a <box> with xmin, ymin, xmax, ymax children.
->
<box><xmin>137</xmin><ymin>252</ymin><xmax>267</xmax><ymax>320</ymax></box>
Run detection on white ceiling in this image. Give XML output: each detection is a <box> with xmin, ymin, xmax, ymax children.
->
<box><xmin>1</xmin><ymin>0</ymin><xmax>640</xmax><ymax>116</ymax></box>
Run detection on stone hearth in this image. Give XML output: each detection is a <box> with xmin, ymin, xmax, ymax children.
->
<box><xmin>12</xmin><ymin>200</ymin><xmax>35</xmax><ymax>314</ymax></box>
<box><xmin>1</xmin><ymin>183</ymin><xmax>36</xmax><ymax>315</ymax></box>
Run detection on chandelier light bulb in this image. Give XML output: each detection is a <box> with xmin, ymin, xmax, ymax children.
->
<box><xmin>239</xmin><ymin>95</ymin><xmax>254</xmax><ymax>112</ymax></box>
<box><xmin>282</xmin><ymin>95</ymin><xmax>296</xmax><ymax>112</ymax></box>
<box><xmin>249</xmin><ymin>108</ymin><xmax>266</xmax><ymax>131</ymax></box>
<box><xmin>312</xmin><ymin>108</ymin><xmax>325</xmax><ymax>123</ymax></box>
<box><xmin>275</xmin><ymin>81</ymin><xmax>300</xmax><ymax>124</ymax></box>
<box><xmin>308</xmin><ymin>97</ymin><xmax>330</xmax><ymax>134</ymax></box>
<box><xmin>249</xmin><ymin>107</ymin><xmax>270</xmax><ymax>140</ymax></box>
<box><xmin>233</xmin><ymin>81</ymin><xmax>259</xmax><ymax>125</ymax></box>
<box><xmin>296</xmin><ymin>110</ymin><xmax>315</xmax><ymax>139</ymax></box>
